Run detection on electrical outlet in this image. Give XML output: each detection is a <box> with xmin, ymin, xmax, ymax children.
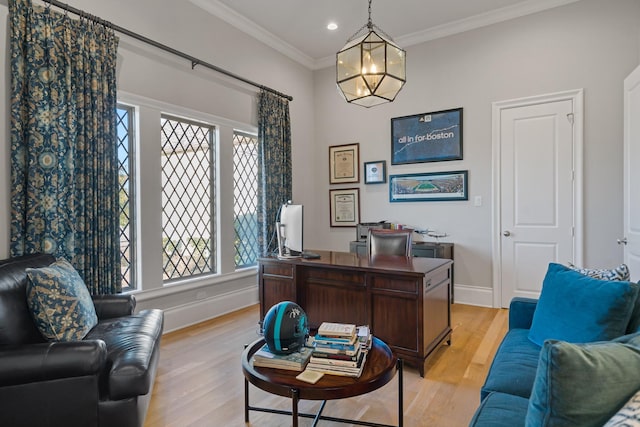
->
<box><xmin>196</xmin><ymin>290</ymin><xmax>207</xmax><ymax>300</ymax></box>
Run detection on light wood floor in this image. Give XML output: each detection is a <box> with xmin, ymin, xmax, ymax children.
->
<box><xmin>144</xmin><ymin>303</ymin><xmax>508</xmax><ymax>427</ymax></box>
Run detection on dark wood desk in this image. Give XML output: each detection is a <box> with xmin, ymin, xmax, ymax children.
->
<box><xmin>258</xmin><ymin>250</ymin><xmax>452</xmax><ymax>376</ymax></box>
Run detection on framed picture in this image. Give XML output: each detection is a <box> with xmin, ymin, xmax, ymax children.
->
<box><xmin>364</xmin><ymin>160</ymin><xmax>387</xmax><ymax>184</ymax></box>
<box><xmin>329</xmin><ymin>188</ymin><xmax>360</xmax><ymax>227</ymax></box>
<box><xmin>389</xmin><ymin>170</ymin><xmax>468</xmax><ymax>202</ymax></box>
<box><xmin>391</xmin><ymin>108</ymin><xmax>463</xmax><ymax>165</ymax></box>
<box><xmin>329</xmin><ymin>143</ymin><xmax>360</xmax><ymax>184</ymax></box>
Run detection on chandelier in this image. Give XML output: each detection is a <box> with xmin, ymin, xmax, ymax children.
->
<box><xmin>336</xmin><ymin>0</ymin><xmax>406</xmax><ymax>108</ymax></box>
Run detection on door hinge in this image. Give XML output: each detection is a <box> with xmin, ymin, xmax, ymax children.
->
<box><xmin>566</xmin><ymin>113</ymin><xmax>575</xmax><ymax>125</ymax></box>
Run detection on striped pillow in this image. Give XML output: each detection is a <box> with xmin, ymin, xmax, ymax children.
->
<box><xmin>604</xmin><ymin>389</ymin><xmax>640</xmax><ymax>426</ymax></box>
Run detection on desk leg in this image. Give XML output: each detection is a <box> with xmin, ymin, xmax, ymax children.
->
<box><xmin>291</xmin><ymin>388</ymin><xmax>299</xmax><ymax>427</ymax></box>
<box><xmin>398</xmin><ymin>358</ymin><xmax>404</xmax><ymax>427</ymax></box>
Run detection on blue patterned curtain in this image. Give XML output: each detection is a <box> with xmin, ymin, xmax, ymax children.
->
<box><xmin>257</xmin><ymin>90</ymin><xmax>292</xmax><ymax>255</ymax></box>
<box><xmin>9</xmin><ymin>0</ymin><xmax>122</xmax><ymax>294</ymax></box>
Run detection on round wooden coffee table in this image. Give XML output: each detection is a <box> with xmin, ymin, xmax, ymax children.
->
<box><xmin>241</xmin><ymin>336</ymin><xmax>403</xmax><ymax>427</ymax></box>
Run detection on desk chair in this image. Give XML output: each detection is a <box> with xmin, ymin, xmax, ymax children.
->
<box><xmin>367</xmin><ymin>229</ymin><xmax>413</xmax><ymax>257</ymax></box>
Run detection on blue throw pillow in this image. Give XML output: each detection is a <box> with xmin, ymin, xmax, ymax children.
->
<box><xmin>26</xmin><ymin>259</ymin><xmax>98</xmax><ymax>341</ymax></box>
<box><xmin>526</xmin><ymin>333</ymin><xmax>640</xmax><ymax>427</ymax></box>
<box><xmin>568</xmin><ymin>263</ymin><xmax>640</xmax><ymax>334</ymax></box>
<box><xmin>528</xmin><ymin>263</ymin><xmax>638</xmax><ymax>346</ymax></box>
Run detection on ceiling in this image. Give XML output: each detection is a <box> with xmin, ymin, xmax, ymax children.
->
<box><xmin>189</xmin><ymin>0</ymin><xmax>581</xmax><ymax>70</ymax></box>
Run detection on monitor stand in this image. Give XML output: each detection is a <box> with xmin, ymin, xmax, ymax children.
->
<box><xmin>276</xmin><ymin>222</ymin><xmax>301</xmax><ymax>260</ymax></box>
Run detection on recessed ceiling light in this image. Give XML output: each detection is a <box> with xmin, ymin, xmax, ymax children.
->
<box><xmin>327</xmin><ymin>22</ymin><xmax>338</xmax><ymax>31</ymax></box>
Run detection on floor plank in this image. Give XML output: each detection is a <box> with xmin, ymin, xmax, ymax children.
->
<box><xmin>144</xmin><ymin>303</ymin><xmax>507</xmax><ymax>427</ymax></box>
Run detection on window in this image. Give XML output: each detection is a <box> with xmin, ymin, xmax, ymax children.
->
<box><xmin>161</xmin><ymin>115</ymin><xmax>216</xmax><ymax>281</ymax></box>
<box><xmin>233</xmin><ymin>131</ymin><xmax>259</xmax><ymax>268</ymax></box>
<box><xmin>116</xmin><ymin>105</ymin><xmax>136</xmax><ymax>291</ymax></box>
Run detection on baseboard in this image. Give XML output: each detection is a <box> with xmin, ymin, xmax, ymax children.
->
<box><xmin>162</xmin><ymin>286</ymin><xmax>259</xmax><ymax>333</ymax></box>
<box><xmin>454</xmin><ymin>284</ymin><xmax>494</xmax><ymax>307</ymax></box>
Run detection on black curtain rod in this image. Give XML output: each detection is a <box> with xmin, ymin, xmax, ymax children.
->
<box><xmin>40</xmin><ymin>0</ymin><xmax>293</xmax><ymax>102</ymax></box>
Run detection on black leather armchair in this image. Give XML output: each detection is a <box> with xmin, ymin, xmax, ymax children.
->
<box><xmin>0</xmin><ymin>254</ymin><xmax>163</xmax><ymax>427</ymax></box>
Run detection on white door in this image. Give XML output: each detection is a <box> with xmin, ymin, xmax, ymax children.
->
<box><xmin>623</xmin><ymin>65</ymin><xmax>640</xmax><ymax>281</ymax></box>
<box><xmin>493</xmin><ymin>91</ymin><xmax>583</xmax><ymax>307</ymax></box>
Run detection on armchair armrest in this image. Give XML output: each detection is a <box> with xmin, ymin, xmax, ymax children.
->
<box><xmin>508</xmin><ymin>297</ymin><xmax>538</xmax><ymax>330</ymax></box>
<box><xmin>0</xmin><ymin>341</ymin><xmax>107</xmax><ymax>387</ymax></box>
<box><xmin>92</xmin><ymin>294</ymin><xmax>136</xmax><ymax>319</ymax></box>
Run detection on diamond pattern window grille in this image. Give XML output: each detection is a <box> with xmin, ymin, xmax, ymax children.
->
<box><xmin>161</xmin><ymin>115</ymin><xmax>216</xmax><ymax>281</ymax></box>
<box><xmin>117</xmin><ymin>105</ymin><xmax>135</xmax><ymax>291</ymax></box>
<box><xmin>233</xmin><ymin>132</ymin><xmax>259</xmax><ymax>268</ymax></box>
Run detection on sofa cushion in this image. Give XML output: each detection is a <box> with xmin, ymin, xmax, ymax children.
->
<box><xmin>481</xmin><ymin>328</ymin><xmax>541</xmax><ymax>400</ymax></box>
<box><xmin>528</xmin><ymin>263</ymin><xmax>638</xmax><ymax>346</ymax></box>
<box><xmin>604</xmin><ymin>389</ymin><xmax>640</xmax><ymax>426</ymax></box>
<box><xmin>85</xmin><ymin>309</ymin><xmax>163</xmax><ymax>400</ymax></box>
<box><xmin>0</xmin><ymin>254</ymin><xmax>55</xmax><ymax>345</ymax></box>
<box><xmin>526</xmin><ymin>333</ymin><xmax>640</xmax><ymax>427</ymax></box>
<box><xmin>26</xmin><ymin>259</ymin><xmax>98</xmax><ymax>342</ymax></box>
<box><xmin>469</xmin><ymin>392</ymin><xmax>528</xmax><ymax>427</ymax></box>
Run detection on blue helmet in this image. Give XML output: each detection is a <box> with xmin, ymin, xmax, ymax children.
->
<box><xmin>262</xmin><ymin>301</ymin><xmax>308</xmax><ymax>354</ymax></box>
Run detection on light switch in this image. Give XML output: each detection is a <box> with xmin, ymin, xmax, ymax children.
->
<box><xmin>474</xmin><ymin>196</ymin><xmax>482</xmax><ymax>207</ymax></box>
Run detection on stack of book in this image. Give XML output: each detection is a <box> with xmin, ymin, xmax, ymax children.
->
<box><xmin>305</xmin><ymin>322</ymin><xmax>372</xmax><ymax>378</ymax></box>
<box><xmin>251</xmin><ymin>343</ymin><xmax>313</xmax><ymax>371</ymax></box>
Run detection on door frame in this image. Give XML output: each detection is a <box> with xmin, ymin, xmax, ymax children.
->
<box><xmin>491</xmin><ymin>89</ymin><xmax>584</xmax><ymax>308</ymax></box>
<box><xmin>623</xmin><ymin>65</ymin><xmax>640</xmax><ymax>279</ymax></box>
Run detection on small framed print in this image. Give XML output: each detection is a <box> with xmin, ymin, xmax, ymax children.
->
<box><xmin>364</xmin><ymin>160</ymin><xmax>387</xmax><ymax>184</ymax></box>
<box><xmin>329</xmin><ymin>188</ymin><xmax>360</xmax><ymax>227</ymax></box>
<box><xmin>329</xmin><ymin>143</ymin><xmax>360</xmax><ymax>184</ymax></box>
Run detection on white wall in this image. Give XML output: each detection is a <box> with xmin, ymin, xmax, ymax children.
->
<box><xmin>0</xmin><ymin>0</ymin><xmax>315</xmax><ymax>331</ymax></box>
<box><xmin>310</xmin><ymin>0</ymin><xmax>640</xmax><ymax>305</ymax></box>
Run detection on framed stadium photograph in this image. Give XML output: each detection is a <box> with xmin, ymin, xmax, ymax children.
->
<box><xmin>389</xmin><ymin>170</ymin><xmax>468</xmax><ymax>202</ymax></box>
<box><xmin>391</xmin><ymin>108</ymin><xmax>463</xmax><ymax>165</ymax></box>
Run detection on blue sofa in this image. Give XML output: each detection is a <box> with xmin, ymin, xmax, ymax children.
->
<box><xmin>469</xmin><ymin>297</ymin><xmax>545</xmax><ymax>426</ymax></box>
<box><xmin>470</xmin><ymin>263</ymin><xmax>640</xmax><ymax>427</ymax></box>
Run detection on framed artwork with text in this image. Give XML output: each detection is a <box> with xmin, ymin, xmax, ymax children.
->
<box><xmin>391</xmin><ymin>108</ymin><xmax>463</xmax><ymax>165</ymax></box>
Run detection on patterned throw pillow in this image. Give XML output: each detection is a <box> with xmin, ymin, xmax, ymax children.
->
<box><xmin>26</xmin><ymin>259</ymin><xmax>98</xmax><ymax>341</ymax></box>
<box><xmin>604</xmin><ymin>389</ymin><xmax>640</xmax><ymax>426</ymax></box>
<box><xmin>568</xmin><ymin>263</ymin><xmax>630</xmax><ymax>281</ymax></box>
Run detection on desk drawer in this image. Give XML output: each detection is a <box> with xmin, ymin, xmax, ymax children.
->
<box><xmin>371</xmin><ymin>275</ymin><xmax>419</xmax><ymax>293</ymax></box>
<box><xmin>424</xmin><ymin>266</ymin><xmax>450</xmax><ymax>291</ymax></box>
<box><xmin>262</xmin><ymin>263</ymin><xmax>293</xmax><ymax>278</ymax></box>
<box><xmin>304</xmin><ymin>267</ymin><xmax>365</xmax><ymax>287</ymax></box>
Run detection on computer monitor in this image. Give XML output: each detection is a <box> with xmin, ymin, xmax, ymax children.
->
<box><xmin>277</xmin><ymin>203</ymin><xmax>303</xmax><ymax>258</ymax></box>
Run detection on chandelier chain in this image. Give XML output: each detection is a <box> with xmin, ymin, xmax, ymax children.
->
<box><xmin>345</xmin><ymin>0</ymin><xmax>395</xmax><ymax>43</ymax></box>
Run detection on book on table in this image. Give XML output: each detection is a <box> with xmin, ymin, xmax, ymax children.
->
<box><xmin>309</xmin><ymin>336</ymin><xmax>359</xmax><ymax>355</ymax></box>
<box><xmin>306</xmin><ymin>351</ymin><xmax>368</xmax><ymax>378</ymax></box>
<box><xmin>309</xmin><ymin>347</ymin><xmax>365</xmax><ymax>368</ymax></box>
<box><xmin>317</xmin><ymin>322</ymin><xmax>357</xmax><ymax>338</ymax></box>
<box><xmin>251</xmin><ymin>344</ymin><xmax>313</xmax><ymax>371</ymax></box>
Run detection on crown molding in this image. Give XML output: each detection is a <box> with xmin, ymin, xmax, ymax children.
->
<box><xmin>193</xmin><ymin>0</ymin><xmax>583</xmax><ymax>71</ymax></box>
<box><xmin>189</xmin><ymin>0</ymin><xmax>316</xmax><ymax>70</ymax></box>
